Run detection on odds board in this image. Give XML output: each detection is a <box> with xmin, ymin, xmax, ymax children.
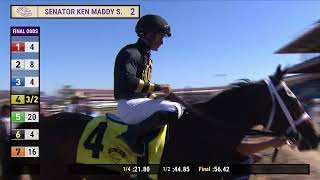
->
<box><xmin>10</xmin><ymin>27</ymin><xmax>40</xmax><ymax>174</ymax></box>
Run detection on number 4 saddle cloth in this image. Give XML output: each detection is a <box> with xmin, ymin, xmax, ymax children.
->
<box><xmin>76</xmin><ymin>113</ymin><xmax>167</xmax><ymax>179</ymax></box>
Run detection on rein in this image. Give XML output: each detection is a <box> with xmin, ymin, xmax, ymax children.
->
<box><xmin>246</xmin><ymin>129</ymin><xmax>280</xmax><ymax>137</ymax></box>
<box><xmin>166</xmin><ymin>92</ymin><xmax>212</xmax><ymax>122</ymax></box>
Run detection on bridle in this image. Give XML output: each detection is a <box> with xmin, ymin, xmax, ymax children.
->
<box><xmin>263</xmin><ymin>77</ymin><xmax>310</xmax><ymax>148</ymax></box>
<box><xmin>249</xmin><ymin>77</ymin><xmax>311</xmax><ymax>162</ymax></box>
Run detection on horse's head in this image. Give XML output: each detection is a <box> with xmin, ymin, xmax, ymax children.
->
<box><xmin>194</xmin><ymin>65</ymin><xmax>319</xmax><ymax>152</ymax></box>
<box><xmin>262</xmin><ymin>66</ymin><xmax>320</xmax><ymax>151</ymax></box>
<box><xmin>167</xmin><ymin>66</ymin><xmax>319</xmax><ymax>164</ymax></box>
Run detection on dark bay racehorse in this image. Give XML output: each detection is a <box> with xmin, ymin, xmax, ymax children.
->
<box><xmin>4</xmin><ymin>67</ymin><xmax>319</xmax><ymax>180</ymax></box>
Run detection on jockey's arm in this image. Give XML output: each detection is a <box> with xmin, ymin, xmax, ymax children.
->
<box><xmin>120</xmin><ymin>51</ymin><xmax>162</xmax><ymax>93</ymax></box>
<box><xmin>236</xmin><ymin>137</ymin><xmax>287</xmax><ymax>156</ymax></box>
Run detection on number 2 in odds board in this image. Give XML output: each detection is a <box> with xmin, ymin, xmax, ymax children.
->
<box><xmin>11</xmin><ymin>59</ymin><xmax>39</xmax><ymax>70</ymax></box>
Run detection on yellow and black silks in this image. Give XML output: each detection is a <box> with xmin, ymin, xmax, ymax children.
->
<box><xmin>76</xmin><ymin>114</ymin><xmax>167</xmax><ymax>180</ymax></box>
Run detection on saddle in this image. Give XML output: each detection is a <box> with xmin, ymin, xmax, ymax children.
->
<box><xmin>76</xmin><ymin>113</ymin><xmax>168</xmax><ymax>175</ymax></box>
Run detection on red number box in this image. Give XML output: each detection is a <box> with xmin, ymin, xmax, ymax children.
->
<box><xmin>11</xmin><ymin>42</ymin><xmax>25</xmax><ymax>52</ymax></box>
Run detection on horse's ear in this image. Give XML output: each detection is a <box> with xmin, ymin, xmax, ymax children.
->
<box><xmin>271</xmin><ymin>65</ymin><xmax>287</xmax><ymax>84</ymax></box>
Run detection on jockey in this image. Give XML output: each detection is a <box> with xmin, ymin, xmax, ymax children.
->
<box><xmin>114</xmin><ymin>14</ymin><xmax>183</xmax><ymax>156</ymax></box>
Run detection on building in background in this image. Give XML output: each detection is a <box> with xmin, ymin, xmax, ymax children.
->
<box><xmin>58</xmin><ymin>86</ymin><xmax>228</xmax><ymax>114</ymax></box>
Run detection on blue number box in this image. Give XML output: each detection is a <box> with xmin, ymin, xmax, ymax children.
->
<box><xmin>11</xmin><ymin>77</ymin><xmax>25</xmax><ymax>86</ymax></box>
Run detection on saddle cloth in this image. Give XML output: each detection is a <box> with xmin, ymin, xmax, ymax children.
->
<box><xmin>76</xmin><ymin>113</ymin><xmax>167</xmax><ymax>179</ymax></box>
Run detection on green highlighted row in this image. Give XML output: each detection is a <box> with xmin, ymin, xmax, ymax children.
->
<box><xmin>11</xmin><ymin>112</ymin><xmax>39</xmax><ymax>123</ymax></box>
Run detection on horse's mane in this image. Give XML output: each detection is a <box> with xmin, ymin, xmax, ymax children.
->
<box><xmin>191</xmin><ymin>78</ymin><xmax>266</xmax><ymax>122</ymax></box>
<box><xmin>203</xmin><ymin>79</ymin><xmax>262</xmax><ymax>105</ymax></box>
<box><xmin>230</xmin><ymin>79</ymin><xmax>253</xmax><ymax>88</ymax></box>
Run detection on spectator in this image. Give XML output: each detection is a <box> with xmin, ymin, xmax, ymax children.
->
<box><xmin>40</xmin><ymin>102</ymin><xmax>52</xmax><ymax>117</ymax></box>
<box><xmin>64</xmin><ymin>95</ymin><xmax>81</xmax><ymax>113</ymax></box>
<box><xmin>0</xmin><ymin>104</ymin><xmax>10</xmax><ymax>136</ymax></box>
<box><xmin>65</xmin><ymin>92</ymin><xmax>95</xmax><ymax>116</ymax></box>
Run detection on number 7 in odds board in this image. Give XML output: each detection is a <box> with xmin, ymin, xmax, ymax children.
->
<box><xmin>11</xmin><ymin>146</ymin><xmax>25</xmax><ymax>157</ymax></box>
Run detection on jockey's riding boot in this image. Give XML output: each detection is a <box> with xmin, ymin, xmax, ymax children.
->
<box><xmin>118</xmin><ymin>111</ymin><xmax>178</xmax><ymax>157</ymax></box>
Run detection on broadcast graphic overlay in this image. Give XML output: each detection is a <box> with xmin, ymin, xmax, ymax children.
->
<box><xmin>10</xmin><ymin>27</ymin><xmax>40</xmax><ymax>174</ymax></box>
<box><xmin>69</xmin><ymin>164</ymin><xmax>310</xmax><ymax>175</ymax></box>
<box><xmin>11</xmin><ymin>5</ymin><xmax>140</xmax><ymax>19</ymax></box>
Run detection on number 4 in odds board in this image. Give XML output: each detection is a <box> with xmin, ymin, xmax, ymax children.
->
<box><xmin>11</xmin><ymin>95</ymin><xmax>25</xmax><ymax>105</ymax></box>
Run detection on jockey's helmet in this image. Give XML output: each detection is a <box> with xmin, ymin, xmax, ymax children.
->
<box><xmin>135</xmin><ymin>14</ymin><xmax>171</xmax><ymax>37</ymax></box>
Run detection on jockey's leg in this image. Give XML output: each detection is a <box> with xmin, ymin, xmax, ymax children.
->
<box><xmin>119</xmin><ymin>110</ymin><xmax>178</xmax><ymax>156</ymax></box>
<box><xmin>117</xmin><ymin>98</ymin><xmax>183</xmax><ymax>124</ymax></box>
<box><xmin>117</xmin><ymin>98</ymin><xmax>183</xmax><ymax>156</ymax></box>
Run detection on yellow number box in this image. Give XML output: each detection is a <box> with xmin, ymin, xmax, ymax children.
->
<box><xmin>11</xmin><ymin>95</ymin><xmax>25</xmax><ymax>104</ymax></box>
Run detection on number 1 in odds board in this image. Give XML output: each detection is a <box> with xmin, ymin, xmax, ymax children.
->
<box><xmin>10</xmin><ymin>27</ymin><xmax>40</xmax><ymax>172</ymax></box>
